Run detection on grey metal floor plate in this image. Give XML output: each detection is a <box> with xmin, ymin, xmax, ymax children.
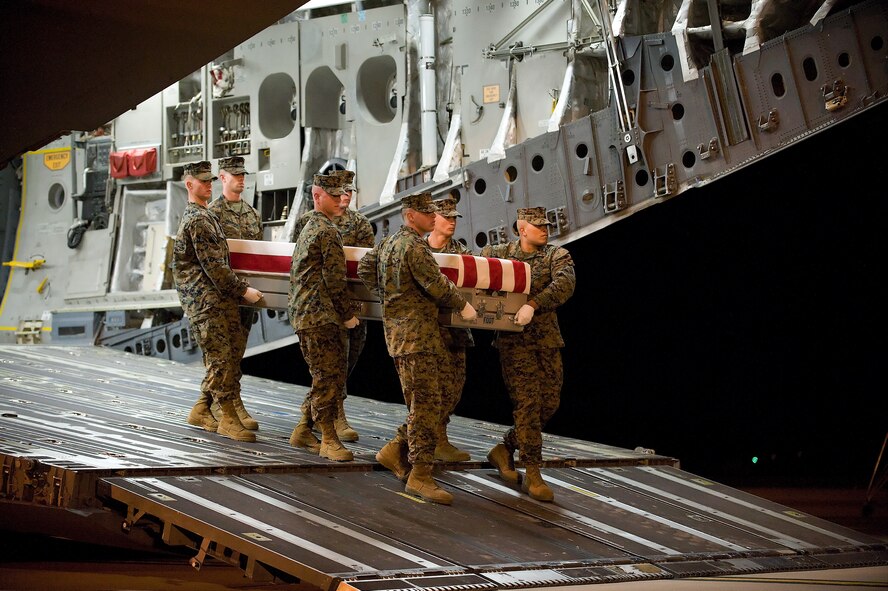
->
<box><xmin>0</xmin><ymin>345</ymin><xmax>674</xmax><ymax>475</ymax></box>
<box><xmin>439</xmin><ymin>468</ymin><xmax>769</xmax><ymax>560</ymax></box>
<box><xmin>2</xmin><ymin>345</ymin><xmax>886</xmax><ymax>589</ymax></box>
<box><xmin>578</xmin><ymin>466</ymin><xmax>883</xmax><ymax>552</ymax></box>
<box><xmin>246</xmin><ymin>472</ymin><xmax>632</xmax><ymax>568</ymax></box>
<box><xmin>103</xmin><ymin>469</ymin><xmax>888</xmax><ymax>589</ymax></box>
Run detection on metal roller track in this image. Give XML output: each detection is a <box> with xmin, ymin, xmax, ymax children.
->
<box><xmin>0</xmin><ymin>345</ymin><xmax>675</xmax><ymax>489</ymax></box>
<box><xmin>1</xmin><ymin>345</ymin><xmax>885</xmax><ymax>589</ymax></box>
<box><xmin>104</xmin><ymin>468</ymin><xmax>887</xmax><ymax>589</ymax></box>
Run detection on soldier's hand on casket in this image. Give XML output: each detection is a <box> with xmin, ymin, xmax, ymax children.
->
<box><xmin>243</xmin><ymin>287</ymin><xmax>264</xmax><ymax>304</ymax></box>
<box><xmin>344</xmin><ymin>316</ymin><xmax>360</xmax><ymax>329</ymax></box>
<box><xmin>460</xmin><ymin>302</ymin><xmax>478</xmax><ymax>320</ymax></box>
<box><xmin>514</xmin><ymin>304</ymin><xmax>535</xmax><ymax>326</ymax></box>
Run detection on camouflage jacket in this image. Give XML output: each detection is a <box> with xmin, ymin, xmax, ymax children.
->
<box><xmin>288</xmin><ymin>211</ymin><xmax>352</xmax><ymax>331</ymax></box>
<box><xmin>208</xmin><ymin>196</ymin><xmax>262</xmax><ymax>240</ymax></box>
<box><xmin>294</xmin><ymin>208</ymin><xmax>374</xmax><ymax>316</ymax></box>
<box><xmin>481</xmin><ymin>240</ymin><xmax>575</xmax><ymax>350</ymax></box>
<box><xmin>293</xmin><ymin>208</ymin><xmax>374</xmax><ymax>247</ymax></box>
<box><xmin>334</xmin><ymin>208</ymin><xmax>375</xmax><ymax>247</ymax></box>
<box><xmin>428</xmin><ymin>237</ymin><xmax>475</xmax><ymax>349</ymax></box>
<box><xmin>172</xmin><ymin>202</ymin><xmax>248</xmax><ymax>319</ymax></box>
<box><xmin>358</xmin><ymin>227</ymin><xmax>467</xmax><ymax>357</ymax></box>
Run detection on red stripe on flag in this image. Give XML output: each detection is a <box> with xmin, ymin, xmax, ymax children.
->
<box><xmin>231</xmin><ymin>252</ymin><xmax>291</xmax><ymax>274</ymax></box>
<box><xmin>346</xmin><ymin>260</ymin><xmax>359</xmax><ymax>279</ymax></box>
<box><xmin>511</xmin><ymin>260</ymin><xmax>527</xmax><ymax>294</ymax></box>
<box><xmin>487</xmin><ymin>257</ymin><xmax>503</xmax><ymax>291</ymax></box>
<box><xmin>441</xmin><ymin>267</ymin><xmax>459</xmax><ymax>283</ymax></box>
<box><xmin>461</xmin><ymin>254</ymin><xmax>477</xmax><ymax>288</ymax></box>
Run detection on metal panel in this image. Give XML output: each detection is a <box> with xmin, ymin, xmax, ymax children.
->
<box><xmin>299</xmin><ymin>3</ymin><xmax>407</xmax><ymax>208</ymax></box>
<box><xmin>107</xmin><ymin>474</ymin><xmax>456</xmax><ymax>579</ymax></box>
<box><xmin>581</xmin><ymin>466</ymin><xmax>886</xmax><ymax>552</ymax></box>
<box><xmin>735</xmin><ymin>39</ymin><xmax>808</xmax><ymax>153</ymax></box>
<box><xmin>248</xmin><ymin>471</ymin><xmax>631</xmax><ymax>569</ymax></box>
<box><xmin>236</xmin><ymin>18</ymin><xmax>302</xmax><ymax>191</ymax></box>
<box><xmin>0</xmin><ymin>345</ymin><xmax>675</xmax><ymax>509</ymax></box>
<box><xmin>849</xmin><ymin>1</ymin><xmax>888</xmax><ymax>97</ymax></box>
<box><xmin>100</xmin><ymin>467</ymin><xmax>888</xmax><ymax>589</ymax></box>
<box><xmin>813</xmin><ymin>10</ymin><xmax>873</xmax><ymax>121</ymax></box>
<box><xmin>0</xmin><ymin>344</ymin><xmax>885</xmax><ymax>589</ymax></box>
<box><xmin>451</xmin><ymin>0</ymin><xmax>570</xmax><ymax>163</ymax></box>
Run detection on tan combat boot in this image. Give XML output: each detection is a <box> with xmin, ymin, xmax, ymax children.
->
<box><xmin>233</xmin><ymin>396</ymin><xmax>258</xmax><ymax>430</ymax></box>
<box><xmin>376</xmin><ymin>438</ymin><xmax>411</xmax><ymax>482</ymax></box>
<box><xmin>487</xmin><ymin>443</ymin><xmax>520</xmax><ymax>484</ymax></box>
<box><xmin>334</xmin><ymin>398</ymin><xmax>359</xmax><ymax>442</ymax></box>
<box><xmin>187</xmin><ymin>394</ymin><xmax>218</xmax><ymax>432</ymax></box>
<box><xmin>318</xmin><ymin>421</ymin><xmax>354</xmax><ymax>462</ymax></box>
<box><xmin>434</xmin><ymin>427</ymin><xmax>471</xmax><ymax>462</ymax></box>
<box><xmin>521</xmin><ymin>464</ymin><xmax>554</xmax><ymax>502</ymax></box>
<box><xmin>289</xmin><ymin>413</ymin><xmax>321</xmax><ymax>454</ymax></box>
<box><xmin>217</xmin><ymin>400</ymin><xmax>257</xmax><ymax>442</ymax></box>
<box><xmin>405</xmin><ymin>464</ymin><xmax>453</xmax><ymax>505</ymax></box>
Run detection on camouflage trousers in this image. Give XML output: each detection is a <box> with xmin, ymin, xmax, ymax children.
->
<box><xmin>344</xmin><ymin>322</ymin><xmax>367</xmax><ymax>397</ymax></box>
<box><xmin>392</xmin><ymin>352</ymin><xmax>445</xmax><ymax>465</ymax></box>
<box><xmin>439</xmin><ymin>346</ymin><xmax>466</xmax><ymax>431</ymax></box>
<box><xmin>231</xmin><ymin>307</ymin><xmax>255</xmax><ymax>395</ymax></box>
<box><xmin>190</xmin><ymin>305</ymin><xmax>243</xmax><ymax>405</ymax></box>
<box><xmin>499</xmin><ymin>347</ymin><xmax>563</xmax><ymax>464</ymax></box>
<box><xmin>300</xmin><ymin>322</ymin><xmax>366</xmax><ymax>418</ymax></box>
<box><xmin>297</xmin><ymin>325</ymin><xmax>348</xmax><ymax>424</ymax></box>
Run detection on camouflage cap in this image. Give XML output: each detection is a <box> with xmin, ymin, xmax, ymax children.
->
<box><xmin>434</xmin><ymin>197</ymin><xmax>462</xmax><ymax>218</ymax></box>
<box><xmin>517</xmin><ymin>206</ymin><xmax>554</xmax><ymax>226</ymax></box>
<box><xmin>184</xmin><ymin>161</ymin><xmax>216</xmax><ymax>182</ymax></box>
<box><xmin>330</xmin><ymin>169</ymin><xmax>355</xmax><ymax>191</ymax></box>
<box><xmin>313</xmin><ymin>173</ymin><xmax>348</xmax><ymax>196</ymax></box>
<box><xmin>401</xmin><ymin>191</ymin><xmax>438</xmax><ymax>213</ymax></box>
<box><xmin>219</xmin><ymin>156</ymin><xmax>249</xmax><ymax>175</ymax></box>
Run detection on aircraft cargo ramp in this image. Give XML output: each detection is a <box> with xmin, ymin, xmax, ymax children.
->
<box><xmin>0</xmin><ymin>345</ymin><xmax>885</xmax><ymax>589</ymax></box>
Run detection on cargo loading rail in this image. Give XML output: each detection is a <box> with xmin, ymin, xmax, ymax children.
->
<box><xmin>0</xmin><ymin>345</ymin><xmax>885</xmax><ymax>589</ymax></box>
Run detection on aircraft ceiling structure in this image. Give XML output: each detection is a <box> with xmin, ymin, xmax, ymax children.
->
<box><xmin>0</xmin><ymin>0</ymin><xmax>307</xmax><ymax>169</ymax></box>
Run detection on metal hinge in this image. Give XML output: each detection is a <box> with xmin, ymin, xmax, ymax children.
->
<box><xmin>698</xmin><ymin>138</ymin><xmax>719</xmax><ymax>160</ymax></box>
<box><xmin>822</xmin><ymin>79</ymin><xmax>848</xmax><ymax>112</ymax></box>
<box><xmin>602</xmin><ymin>180</ymin><xmax>625</xmax><ymax>214</ymax></box>
<box><xmin>653</xmin><ymin>164</ymin><xmax>676</xmax><ymax>198</ymax></box>
<box><xmin>757</xmin><ymin>108</ymin><xmax>779</xmax><ymax>132</ymax></box>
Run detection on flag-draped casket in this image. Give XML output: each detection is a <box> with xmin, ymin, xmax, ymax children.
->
<box><xmin>227</xmin><ymin>239</ymin><xmax>530</xmax><ymax>332</ymax></box>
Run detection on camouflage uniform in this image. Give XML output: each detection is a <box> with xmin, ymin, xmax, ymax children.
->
<box><xmin>173</xmin><ymin>201</ymin><xmax>248</xmax><ymax>406</ymax></box>
<box><xmin>292</xmin><ymin>179</ymin><xmax>374</xmax><ymax>421</ymax></box>
<box><xmin>289</xmin><ymin>209</ymin><xmax>353</xmax><ymax>423</ymax></box>
<box><xmin>208</xmin><ymin>195</ymin><xmax>262</xmax><ymax>242</ymax></box>
<box><xmin>334</xmin><ymin>206</ymin><xmax>376</xmax><ymax>382</ymax></box>
<box><xmin>428</xmin><ymin>235</ymin><xmax>474</xmax><ymax>437</ymax></box>
<box><xmin>358</xmin><ymin>198</ymin><xmax>468</xmax><ymax>465</ymax></box>
<box><xmin>481</xmin><ymin>236</ymin><xmax>575</xmax><ymax>464</ymax></box>
<box><xmin>207</xmin><ymin>163</ymin><xmax>263</xmax><ymax>399</ymax></box>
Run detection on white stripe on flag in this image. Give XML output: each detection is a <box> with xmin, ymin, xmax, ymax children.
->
<box><xmin>345</xmin><ymin>246</ymin><xmax>370</xmax><ymax>262</ymax></box>
<box><xmin>476</xmin><ymin>256</ymin><xmax>490</xmax><ymax>290</ymax></box>
<box><xmin>228</xmin><ymin>239</ymin><xmax>294</xmax><ymax>257</ymax></box>
<box><xmin>501</xmin><ymin>259</ymin><xmax>515</xmax><ymax>293</ymax></box>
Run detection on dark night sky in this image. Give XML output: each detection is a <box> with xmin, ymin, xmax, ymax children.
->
<box><xmin>246</xmin><ymin>102</ymin><xmax>887</xmax><ymax>490</ymax></box>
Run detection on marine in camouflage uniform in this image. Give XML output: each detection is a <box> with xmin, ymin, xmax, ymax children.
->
<box><xmin>207</xmin><ymin>156</ymin><xmax>263</xmax><ymax>430</ymax></box>
<box><xmin>427</xmin><ymin>197</ymin><xmax>474</xmax><ymax>462</ymax></box>
<box><xmin>292</xmin><ymin>170</ymin><xmax>372</xmax><ymax>441</ymax></box>
<box><xmin>480</xmin><ymin>206</ymin><xmax>575</xmax><ymax>502</ymax></box>
<box><xmin>333</xmin><ymin>173</ymin><xmax>375</xmax><ymax>387</ymax></box>
<box><xmin>173</xmin><ymin>161</ymin><xmax>263</xmax><ymax>443</ymax></box>
<box><xmin>287</xmin><ymin>172</ymin><xmax>360</xmax><ymax>462</ymax></box>
<box><xmin>358</xmin><ymin>192</ymin><xmax>476</xmax><ymax>505</ymax></box>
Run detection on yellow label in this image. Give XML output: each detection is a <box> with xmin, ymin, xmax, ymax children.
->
<box><xmin>43</xmin><ymin>151</ymin><xmax>70</xmax><ymax>171</ymax></box>
<box><xmin>483</xmin><ymin>84</ymin><xmax>500</xmax><ymax>104</ymax></box>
